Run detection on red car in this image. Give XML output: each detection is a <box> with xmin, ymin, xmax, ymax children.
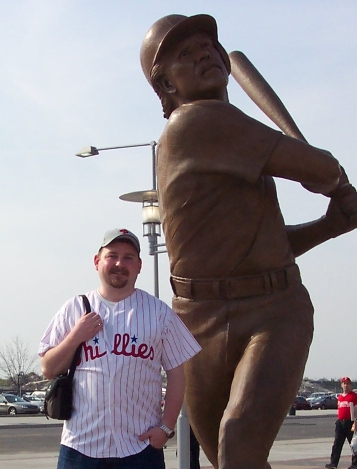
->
<box><xmin>294</xmin><ymin>396</ymin><xmax>312</xmax><ymax>410</ymax></box>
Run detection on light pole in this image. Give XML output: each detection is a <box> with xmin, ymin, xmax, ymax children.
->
<box><xmin>76</xmin><ymin>141</ymin><xmax>166</xmax><ymax>297</ymax></box>
<box><xmin>17</xmin><ymin>371</ymin><xmax>24</xmax><ymax>396</ymax></box>
<box><xmin>119</xmin><ymin>189</ymin><xmax>166</xmax><ymax>298</ymax></box>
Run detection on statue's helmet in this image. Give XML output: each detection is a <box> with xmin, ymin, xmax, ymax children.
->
<box><xmin>140</xmin><ymin>14</ymin><xmax>231</xmax><ymax>86</ymax></box>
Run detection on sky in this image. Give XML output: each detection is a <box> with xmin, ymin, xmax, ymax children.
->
<box><xmin>0</xmin><ymin>0</ymin><xmax>356</xmax><ymax>380</ymax></box>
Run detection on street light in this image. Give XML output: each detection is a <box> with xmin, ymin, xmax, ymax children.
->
<box><xmin>119</xmin><ymin>189</ymin><xmax>166</xmax><ymax>298</ymax></box>
<box><xmin>76</xmin><ymin>141</ymin><xmax>157</xmax><ymax>192</ymax></box>
<box><xmin>75</xmin><ymin>141</ymin><xmax>166</xmax><ymax>297</ymax></box>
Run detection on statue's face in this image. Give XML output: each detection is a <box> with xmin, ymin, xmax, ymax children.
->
<box><xmin>159</xmin><ymin>32</ymin><xmax>229</xmax><ymax>103</ymax></box>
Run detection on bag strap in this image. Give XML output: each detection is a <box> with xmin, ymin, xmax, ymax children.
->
<box><xmin>67</xmin><ymin>295</ymin><xmax>91</xmax><ymax>379</ymax></box>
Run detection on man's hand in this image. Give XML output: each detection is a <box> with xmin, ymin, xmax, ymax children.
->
<box><xmin>325</xmin><ymin>183</ymin><xmax>357</xmax><ymax>237</ymax></box>
<box><xmin>71</xmin><ymin>312</ymin><xmax>104</xmax><ymax>343</ymax></box>
<box><xmin>139</xmin><ymin>426</ymin><xmax>168</xmax><ymax>449</ymax></box>
<box><xmin>41</xmin><ymin>311</ymin><xmax>103</xmax><ymax>379</ymax></box>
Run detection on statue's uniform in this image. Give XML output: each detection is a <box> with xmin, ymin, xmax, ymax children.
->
<box><xmin>157</xmin><ymin>99</ymin><xmax>314</xmax><ymax>468</ymax></box>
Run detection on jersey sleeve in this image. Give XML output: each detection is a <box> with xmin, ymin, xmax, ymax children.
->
<box><xmin>163</xmin><ymin>100</ymin><xmax>282</xmax><ymax>184</ymax></box>
<box><xmin>353</xmin><ymin>392</ymin><xmax>357</xmax><ymax>405</ymax></box>
<box><xmin>38</xmin><ymin>296</ymin><xmax>84</xmax><ymax>356</ymax></box>
<box><xmin>160</xmin><ymin>307</ymin><xmax>201</xmax><ymax>371</ymax></box>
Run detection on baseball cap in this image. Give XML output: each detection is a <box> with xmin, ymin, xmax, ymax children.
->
<box><xmin>140</xmin><ymin>14</ymin><xmax>231</xmax><ymax>86</ymax></box>
<box><xmin>99</xmin><ymin>228</ymin><xmax>140</xmax><ymax>254</ymax></box>
<box><xmin>341</xmin><ymin>377</ymin><xmax>351</xmax><ymax>383</ymax></box>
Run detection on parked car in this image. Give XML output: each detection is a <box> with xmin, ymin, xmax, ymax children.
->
<box><xmin>0</xmin><ymin>394</ymin><xmax>41</xmax><ymax>415</ymax></box>
<box><xmin>31</xmin><ymin>391</ymin><xmax>46</xmax><ymax>400</ymax></box>
<box><xmin>306</xmin><ymin>392</ymin><xmax>332</xmax><ymax>402</ymax></box>
<box><xmin>310</xmin><ymin>395</ymin><xmax>338</xmax><ymax>410</ymax></box>
<box><xmin>294</xmin><ymin>396</ymin><xmax>312</xmax><ymax>410</ymax></box>
<box><xmin>22</xmin><ymin>395</ymin><xmax>45</xmax><ymax>413</ymax></box>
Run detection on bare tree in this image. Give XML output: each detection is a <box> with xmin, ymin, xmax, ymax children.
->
<box><xmin>0</xmin><ymin>336</ymin><xmax>39</xmax><ymax>392</ymax></box>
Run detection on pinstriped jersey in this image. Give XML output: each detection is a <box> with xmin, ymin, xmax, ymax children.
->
<box><xmin>38</xmin><ymin>289</ymin><xmax>201</xmax><ymax>458</ymax></box>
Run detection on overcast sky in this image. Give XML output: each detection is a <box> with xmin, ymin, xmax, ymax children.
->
<box><xmin>1</xmin><ymin>0</ymin><xmax>356</xmax><ymax>380</ymax></box>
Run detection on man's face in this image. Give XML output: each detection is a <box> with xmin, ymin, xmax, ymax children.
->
<box><xmin>94</xmin><ymin>241</ymin><xmax>142</xmax><ymax>291</ymax></box>
<box><xmin>341</xmin><ymin>381</ymin><xmax>352</xmax><ymax>393</ymax></box>
<box><xmin>158</xmin><ymin>32</ymin><xmax>229</xmax><ymax>103</ymax></box>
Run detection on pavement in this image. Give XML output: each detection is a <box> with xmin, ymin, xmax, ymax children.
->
<box><xmin>0</xmin><ymin>410</ymin><xmax>355</xmax><ymax>469</ymax></box>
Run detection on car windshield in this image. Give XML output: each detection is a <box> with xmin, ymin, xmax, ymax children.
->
<box><xmin>4</xmin><ymin>395</ymin><xmax>27</xmax><ymax>403</ymax></box>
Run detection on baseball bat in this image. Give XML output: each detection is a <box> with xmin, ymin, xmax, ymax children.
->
<box><xmin>229</xmin><ymin>51</ymin><xmax>307</xmax><ymax>143</ymax></box>
<box><xmin>229</xmin><ymin>51</ymin><xmax>352</xmax><ymax>188</ymax></box>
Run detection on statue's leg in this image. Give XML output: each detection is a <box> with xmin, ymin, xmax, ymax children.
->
<box><xmin>174</xmin><ymin>283</ymin><xmax>313</xmax><ymax>469</ymax></box>
<box><xmin>174</xmin><ymin>298</ymin><xmax>238</xmax><ymax>468</ymax></box>
<box><xmin>217</xmin><ymin>284</ymin><xmax>314</xmax><ymax>469</ymax></box>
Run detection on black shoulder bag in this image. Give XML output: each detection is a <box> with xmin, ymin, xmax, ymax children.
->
<box><xmin>44</xmin><ymin>295</ymin><xmax>91</xmax><ymax>420</ymax></box>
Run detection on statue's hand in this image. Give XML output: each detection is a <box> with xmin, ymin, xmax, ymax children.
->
<box><xmin>325</xmin><ymin>182</ymin><xmax>357</xmax><ymax>237</ymax></box>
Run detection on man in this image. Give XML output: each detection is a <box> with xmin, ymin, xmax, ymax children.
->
<box><xmin>190</xmin><ymin>426</ymin><xmax>201</xmax><ymax>469</ymax></box>
<box><xmin>39</xmin><ymin>228</ymin><xmax>201</xmax><ymax>469</ymax></box>
<box><xmin>140</xmin><ymin>14</ymin><xmax>357</xmax><ymax>469</ymax></box>
<box><xmin>326</xmin><ymin>377</ymin><xmax>357</xmax><ymax>469</ymax></box>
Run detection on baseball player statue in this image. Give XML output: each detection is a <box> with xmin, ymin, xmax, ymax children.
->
<box><xmin>140</xmin><ymin>14</ymin><xmax>357</xmax><ymax>469</ymax></box>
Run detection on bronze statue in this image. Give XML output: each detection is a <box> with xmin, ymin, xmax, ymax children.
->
<box><xmin>140</xmin><ymin>14</ymin><xmax>357</xmax><ymax>469</ymax></box>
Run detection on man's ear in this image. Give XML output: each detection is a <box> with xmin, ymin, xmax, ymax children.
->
<box><xmin>156</xmin><ymin>75</ymin><xmax>177</xmax><ymax>94</ymax></box>
<box><xmin>94</xmin><ymin>254</ymin><xmax>99</xmax><ymax>271</ymax></box>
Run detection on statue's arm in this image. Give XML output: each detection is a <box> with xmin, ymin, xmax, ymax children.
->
<box><xmin>262</xmin><ymin>134</ymin><xmax>357</xmax><ymax>255</ymax></box>
<box><xmin>286</xmin><ymin>176</ymin><xmax>357</xmax><ymax>257</ymax></box>
<box><xmin>165</xmin><ymin>102</ymin><xmax>357</xmax><ymax>258</ymax></box>
<box><xmin>171</xmin><ymin>102</ymin><xmax>339</xmax><ymax>193</ymax></box>
<box><xmin>286</xmin><ymin>219</ymin><xmax>333</xmax><ymax>258</ymax></box>
<box><xmin>262</xmin><ymin>135</ymin><xmax>341</xmax><ymax>195</ymax></box>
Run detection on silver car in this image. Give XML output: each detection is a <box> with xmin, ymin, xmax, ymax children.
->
<box><xmin>0</xmin><ymin>394</ymin><xmax>41</xmax><ymax>415</ymax></box>
<box><xmin>22</xmin><ymin>395</ymin><xmax>45</xmax><ymax>413</ymax></box>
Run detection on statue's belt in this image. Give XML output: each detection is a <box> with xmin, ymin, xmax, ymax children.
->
<box><xmin>170</xmin><ymin>264</ymin><xmax>301</xmax><ymax>301</ymax></box>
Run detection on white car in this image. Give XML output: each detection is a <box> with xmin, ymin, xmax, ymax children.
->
<box><xmin>30</xmin><ymin>391</ymin><xmax>46</xmax><ymax>399</ymax></box>
<box><xmin>306</xmin><ymin>392</ymin><xmax>332</xmax><ymax>402</ymax></box>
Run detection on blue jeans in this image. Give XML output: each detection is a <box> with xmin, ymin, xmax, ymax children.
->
<box><xmin>57</xmin><ymin>444</ymin><xmax>165</xmax><ymax>469</ymax></box>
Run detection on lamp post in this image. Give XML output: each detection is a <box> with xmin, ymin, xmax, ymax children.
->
<box><xmin>76</xmin><ymin>141</ymin><xmax>165</xmax><ymax>297</ymax></box>
<box><xmin>17</xmin><ymin>371</ymin><xmax>24</xmax><ymax>396</ymax></box>
<box><xmin>119</xmin><ymin>189</ymin><xmax>166</xmax><ymax>298</ymax></box>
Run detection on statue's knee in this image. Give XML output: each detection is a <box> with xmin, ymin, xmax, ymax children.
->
<box><xmin>220</xmin><ymin>416</ymin><xmax>270</xmax><ymax>461</ymax></box>
<box><xmin>219</xmin><ymin>416</ymin><xmax>243</xmax><ymax>443</ymax></box>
